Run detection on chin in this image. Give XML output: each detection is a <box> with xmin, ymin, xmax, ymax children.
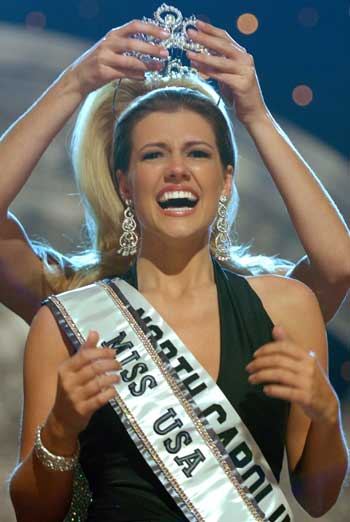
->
<box><xmin>149</xmin><ymin>224</ymin><xmax>210</xmax><ymax>250</ymax></box>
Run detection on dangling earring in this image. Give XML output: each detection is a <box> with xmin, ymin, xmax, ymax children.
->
<box><xmin>118</xmin><ymin>199</ymin><xmax>139</xmax><ymax>257</ymax></box>
<box><xmin>214</xmin><ymin>195</ymin><xmax>232</xmax><ymax>261</ymax></box>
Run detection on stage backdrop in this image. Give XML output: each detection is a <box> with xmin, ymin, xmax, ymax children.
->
<box><xmin>0</xmin><ymin>23</ymin><xmax>349</xmax><ymax>522</ymax></box>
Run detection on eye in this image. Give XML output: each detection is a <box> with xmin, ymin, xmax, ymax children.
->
<box><xmin>189</xmin><ymin>149</ymin><xmax>211</xmax><ymax>158</ymax></box>
<box><xmin>142</xmin><ymin>151</ymin><xmax>162</xmax><ymax>160</ymax></box>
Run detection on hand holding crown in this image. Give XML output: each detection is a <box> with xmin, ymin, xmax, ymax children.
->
<box><xmin>65</xmin><ymin>19</ymin><xmax>170</xmax><ymax>98</ymax></box>
<box><xmin>186</xmin><ymin>20</ymin><xmax>268</xmax><ymax>127</ymax></box>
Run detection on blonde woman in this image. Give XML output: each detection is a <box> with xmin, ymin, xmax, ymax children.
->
<box><xmin>3</xmin><ymin>14</ymin><xmax>349</xmax><ymax>522</ymax></box>
<box><xmin>0</xmin><ymin>21</ymin><xmax>349</xmax><ymax>325</ymax></box>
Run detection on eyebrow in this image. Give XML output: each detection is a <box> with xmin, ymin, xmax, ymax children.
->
<box><xmin>138</xmin><ymin>140</ymin><xmax>215</xmax><ymax>152</ymax></box>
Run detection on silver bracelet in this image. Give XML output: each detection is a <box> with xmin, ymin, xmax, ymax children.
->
<box><xmin>34</xmin><ymin>424</ymin><xmax>80</xmax><ymax>472</ymax></box>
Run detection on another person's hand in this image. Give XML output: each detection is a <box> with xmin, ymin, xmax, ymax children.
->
<box><xmin>47</xmin><ymin>331</ymin><xmax>121</xmax><ymax>439</ymax></box>
<box><xmin>66</xmin><ymin>20</ymin><xmax>170</xmax><ymax>97</ymax></box>
<box><xmin>246</xmin><ymin>326</ymin><xmax>339</xmax><ymax>424</ymax></box>
<box><xmin>186</xmin><ymin>20</ymin><xmax>267</xmax><ymax>126</ymax></box>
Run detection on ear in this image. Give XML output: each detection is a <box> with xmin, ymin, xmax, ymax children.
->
<box><xmin>115</xmin><ymin>169</ymin><xmax>131</xmax><ymax>201</ymax></box>
<box><xmin>222</xmin><ymin>165</ymin><xmax>234</xmax><ymax>197</ymax></box>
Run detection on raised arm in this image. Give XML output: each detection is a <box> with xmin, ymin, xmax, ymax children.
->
<box><xmin>0</xmin><ymin>69</ymin><xmax>83</xmax><ymax>217</ymax></box>
<box><xmin>186</xmin><ymin>20</ymin><xmax>350</xmax><ymax>322</ymax></box>
<box><xmin>0</xmin><ymin>21</ymin><xmax>170</xmax><ymax>323</ymax></box>
<box><xmin>0</xmin><ymin>58</ymin><xmax>85</xmax><ymax>322</ymax></box>
<box><xmin>0</xmin><ymin>212</ymin><xmax>49</xmax><ymax>324</ymax></box>
<box><xmin>244</xmin><ymin>116</ymin><xmax>350</xmax><ymax>322</ymax></box>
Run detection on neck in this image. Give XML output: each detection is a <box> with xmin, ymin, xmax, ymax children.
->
<box><xmin>137</xmin><ymin>239</ymin><xmax>215</xmax><ymax>298</ymax></box>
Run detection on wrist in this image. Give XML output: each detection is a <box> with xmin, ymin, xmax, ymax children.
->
<box><xmin>54</xmin><ymin>66</ymin><xmax>86</xmax><ymax>105</ymax></box>
<box><xmin>43</xmin><ymin>412</ymin><xmax>80</xmax><ymax>457</ymax></box>
<box><xmin>313</xmin><ymin>393</ymin><xmax>341</xmax><ymax>428</ymax></box>
<box><xmin>241</xmin><ymin>108</ymin><xmax>275</xmax><ymax>132</ymax></box>
<box><xmin>34</xmin><ymin>424</ymin><xmax>80</xmax><ymax>472</ymax></box>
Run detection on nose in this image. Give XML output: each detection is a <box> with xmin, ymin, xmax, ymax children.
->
<box><xmin>164</xmin><ymin>156</ymin><xmax>191</xmax><ymax>182</ymax></box>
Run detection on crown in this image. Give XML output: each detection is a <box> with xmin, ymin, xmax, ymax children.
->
<box><xmin>124</xmin><ymin>4</ymin><xmax>210</xmax><ymax>83</ymax></box>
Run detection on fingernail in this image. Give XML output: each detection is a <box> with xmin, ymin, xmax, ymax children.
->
<box><xmin>160</xmin><ymin>29</ymin><xmax>170</xmax><ymax>36</ymax></box>
<box><xmin>160</xmin><ymin>49</ymin><xmax>169</xmax><ymax>57</ymax></box>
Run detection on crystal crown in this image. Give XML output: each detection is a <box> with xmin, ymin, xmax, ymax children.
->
<box><xmin>125</xmin><ymin>4</ymin><xmax>210</xmax><ymax>82</ymax></box>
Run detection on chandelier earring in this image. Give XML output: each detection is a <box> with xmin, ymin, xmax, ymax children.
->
<box><xmin>214</xmin><ymin>195</ymin><xmax>232</xmax><ymax>262</ymax></box>
<box><xmin>118</xmin><ymin>199</ymin><xmax>139</xmax><ymax>257</ymax></box>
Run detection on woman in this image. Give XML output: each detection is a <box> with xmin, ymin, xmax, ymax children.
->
<box><xmin>0</xmin><ymin>20</ymin><xmax>349</xmax><ymax>325</ymax></box>
<box><xmin>6</xmin><ymin>12</ymin><xmax>349</xmax><ymax>522</ymax></box>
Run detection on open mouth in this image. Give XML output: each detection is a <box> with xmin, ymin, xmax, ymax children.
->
<box><xmin>157</xmin><ymin>190</ymin><xmax>199</xmax><ymax>211</ymax></box>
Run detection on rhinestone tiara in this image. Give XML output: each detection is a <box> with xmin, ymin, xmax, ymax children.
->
<box><xmin>125</xmin><ymin>3</ymin><xmax>210</xmax><ymax>83</ymax></box>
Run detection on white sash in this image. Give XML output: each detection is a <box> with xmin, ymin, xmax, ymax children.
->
<box><xmin>47</xmin><ymin>277</ymin><xmax>293</xmax><ymax>522</ymax></box>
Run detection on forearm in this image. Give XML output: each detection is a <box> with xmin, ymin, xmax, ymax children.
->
<box><xmin>10</xmin><ymin>419</ymin><xmax>79</xmax><ymax>522</ymax></box>
<box><xmin>245</xmin><ymin>112</ymin><xmax>350</xmax><ymax>283</ymax></box>
<box><xmin>291</xmin><ymin>413</ymin><xmax>348</xmax><ymax>517</ymax></box>
<box><xmin>0</xmin><ymin>67</ymin><xmax>84</xmax><ymax>217</ymax></box>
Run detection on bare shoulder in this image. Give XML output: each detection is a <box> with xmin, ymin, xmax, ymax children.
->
<box><xmin>25</xmin><ymin>304</ymin><xmax>73</xmax><ymax>366</ymax></box>
<box><xmin>246</xmin><ymin>273</ymin><xmax>320</xmax><ymax>310</ymax></box>
<box><xmin>246</xmin><ymin>274</ymin><xmax>326</xmax><ymax>348</ymax></box>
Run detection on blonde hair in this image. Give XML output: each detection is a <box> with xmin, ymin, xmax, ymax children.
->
<box><xmin>36</xmin><ymin>77</ymin><xmax>293</xmax><ymax>293</ymax></box>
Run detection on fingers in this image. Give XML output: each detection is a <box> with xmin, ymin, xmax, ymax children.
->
<box><xmin>105</xmin><ymin>52</ymin><xmax>164</xmax><ymax>76</ymax></box>
<box><xmin>195</xmin><ymin>20</ymin><xmax>246</xmax><ymax>52</ymax></box>
<box><xmin>84</xmin><ymin>21</ymin><xmax>169</xmax><ymax>86</ymax></box>
<box><xmin>108</xmin><ymin>36</ymin><xmax>169</xmax><ymax>60</ymax></box>
<box><xmin>78</xmin><ymin>386</ymin><xmax>118</xmax><ymax>417</ymax></box>
<box><xmin>76</xmin><ymin>356</ymin><xmax>121</xmax><ymax>385</ymax></box>
<box><xmin>272</xmin><ymin>325</ymin><xmax>287</xmax><ymax>342</ymax></box>
<box><xmin>248</xmin><ymin>367</ymin><xmax>299</xmax><ymax>388</ymax></box>
<box><xmin>187</xmin><ymin>25</ymin><xmax>247</xmax><ymax>60</ymax></box>
<box><xmin>186</xmin><ymin>26</ymin><xmax>254</xmax><ymax>88</ymax></box>
<box><xmin>80</xmin><ymin>372</ymin><xmax>120</xmax><ymax>400</ymax></box>
<box><xmin>69</xmin><ymin>331</ymin><xmax>114</xmax><ymax>371</ymax></box>
<box><xmin>107</xmin><ymin>20</ymin><xmax>170</xmax><ymax>62</ymax></box>
<box><xmin>247</xmin><ymin>352</ymin><xmax>300</xmax><ymax>375</ymax></box>
<box><xmin>188</xmin><ymin>51</ymin><xmax>246</xmax><ymax>72</ymax></box>
<box><xmin>116</xmin><ymin>19</ymin><xmax>170</xmax><ymax>40</ymax></box>
<box><xmin>84</xmin><ymin>330</ymin><xmax>99</xmax><ymax>348</ymax></box>
<box><xmin>247</xmin><ymin>343</ymin><xmax>302</xmax><ymax>387</ymax></box>
<box><xmin>262</xmin><ymin>385</ymin><xmax>308</xmax><ymax>403</ymax></box>
<box><xmin>253</xmin><ymin>339</ymin><xmax>303</xmax><ymax>362</ymax></box>
<box><xmin>246</xmin><ymin>328</ymin><xmax>327</xmax><ymax>419</ymax></box>
<box><xmin>53</xmin><ymin>330</ymin><xmax>124</xmax><ymax>435</ymax></box>
<box><xmin>67</xmin><ymin>330</ymin><xmax>121</xmax><ymax>387</ymax></box>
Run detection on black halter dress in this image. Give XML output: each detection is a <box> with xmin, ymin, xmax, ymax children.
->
<box><xmin>75</xmin><ymin>261</ymin><xmax>289</xmax><ymax>522</ymax></box>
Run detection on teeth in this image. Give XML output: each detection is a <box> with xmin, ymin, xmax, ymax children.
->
<box><xmin>158</xmin><ymin>190</ymin><xmax>198</xmax><ymax>202</ymax></box>
<box><xmin>164</xmin><ymin>207</ymin><xmax>192</xmax><ymax>211</ymax></box>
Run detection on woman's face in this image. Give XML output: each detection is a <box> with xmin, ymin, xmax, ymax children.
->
<box><xmin>117</xmin><ymin>109</ymin><xmax>233</xmax><ymax>248</ymax></box>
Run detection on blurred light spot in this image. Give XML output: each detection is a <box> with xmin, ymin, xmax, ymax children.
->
<box><xmin>25</xmin><ymin>11</ymin><xmax>47</xmax><ymax>30</ymax></box>
<box><xmin>292</xmin><ymin>85</ymin><xmax>313</xmax><ymax>106</ymax></box>
<box><xmin>298</xmin><ymin>7</ymin><xmax>319</xmax><ymax>28</ymax></box>
<box><xmin>237</xmin><ymin>13</ymin><xmax>259</xmax><ymax>35</ymax></box>
<box><xmin>341</xmin><ymin>361</ymin><xmax>350</xmax><ymax>382</ymax></box>
<box><xmin>79</xmin><ymin>0</ymin><xmax>99</xmax><ymax>20</ymax></box>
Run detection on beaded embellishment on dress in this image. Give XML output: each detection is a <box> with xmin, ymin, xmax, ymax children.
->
<box><xmin>63</xmin><ymin>463</ymin><xmax>92</xmax><ymax>522</ymax></box>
